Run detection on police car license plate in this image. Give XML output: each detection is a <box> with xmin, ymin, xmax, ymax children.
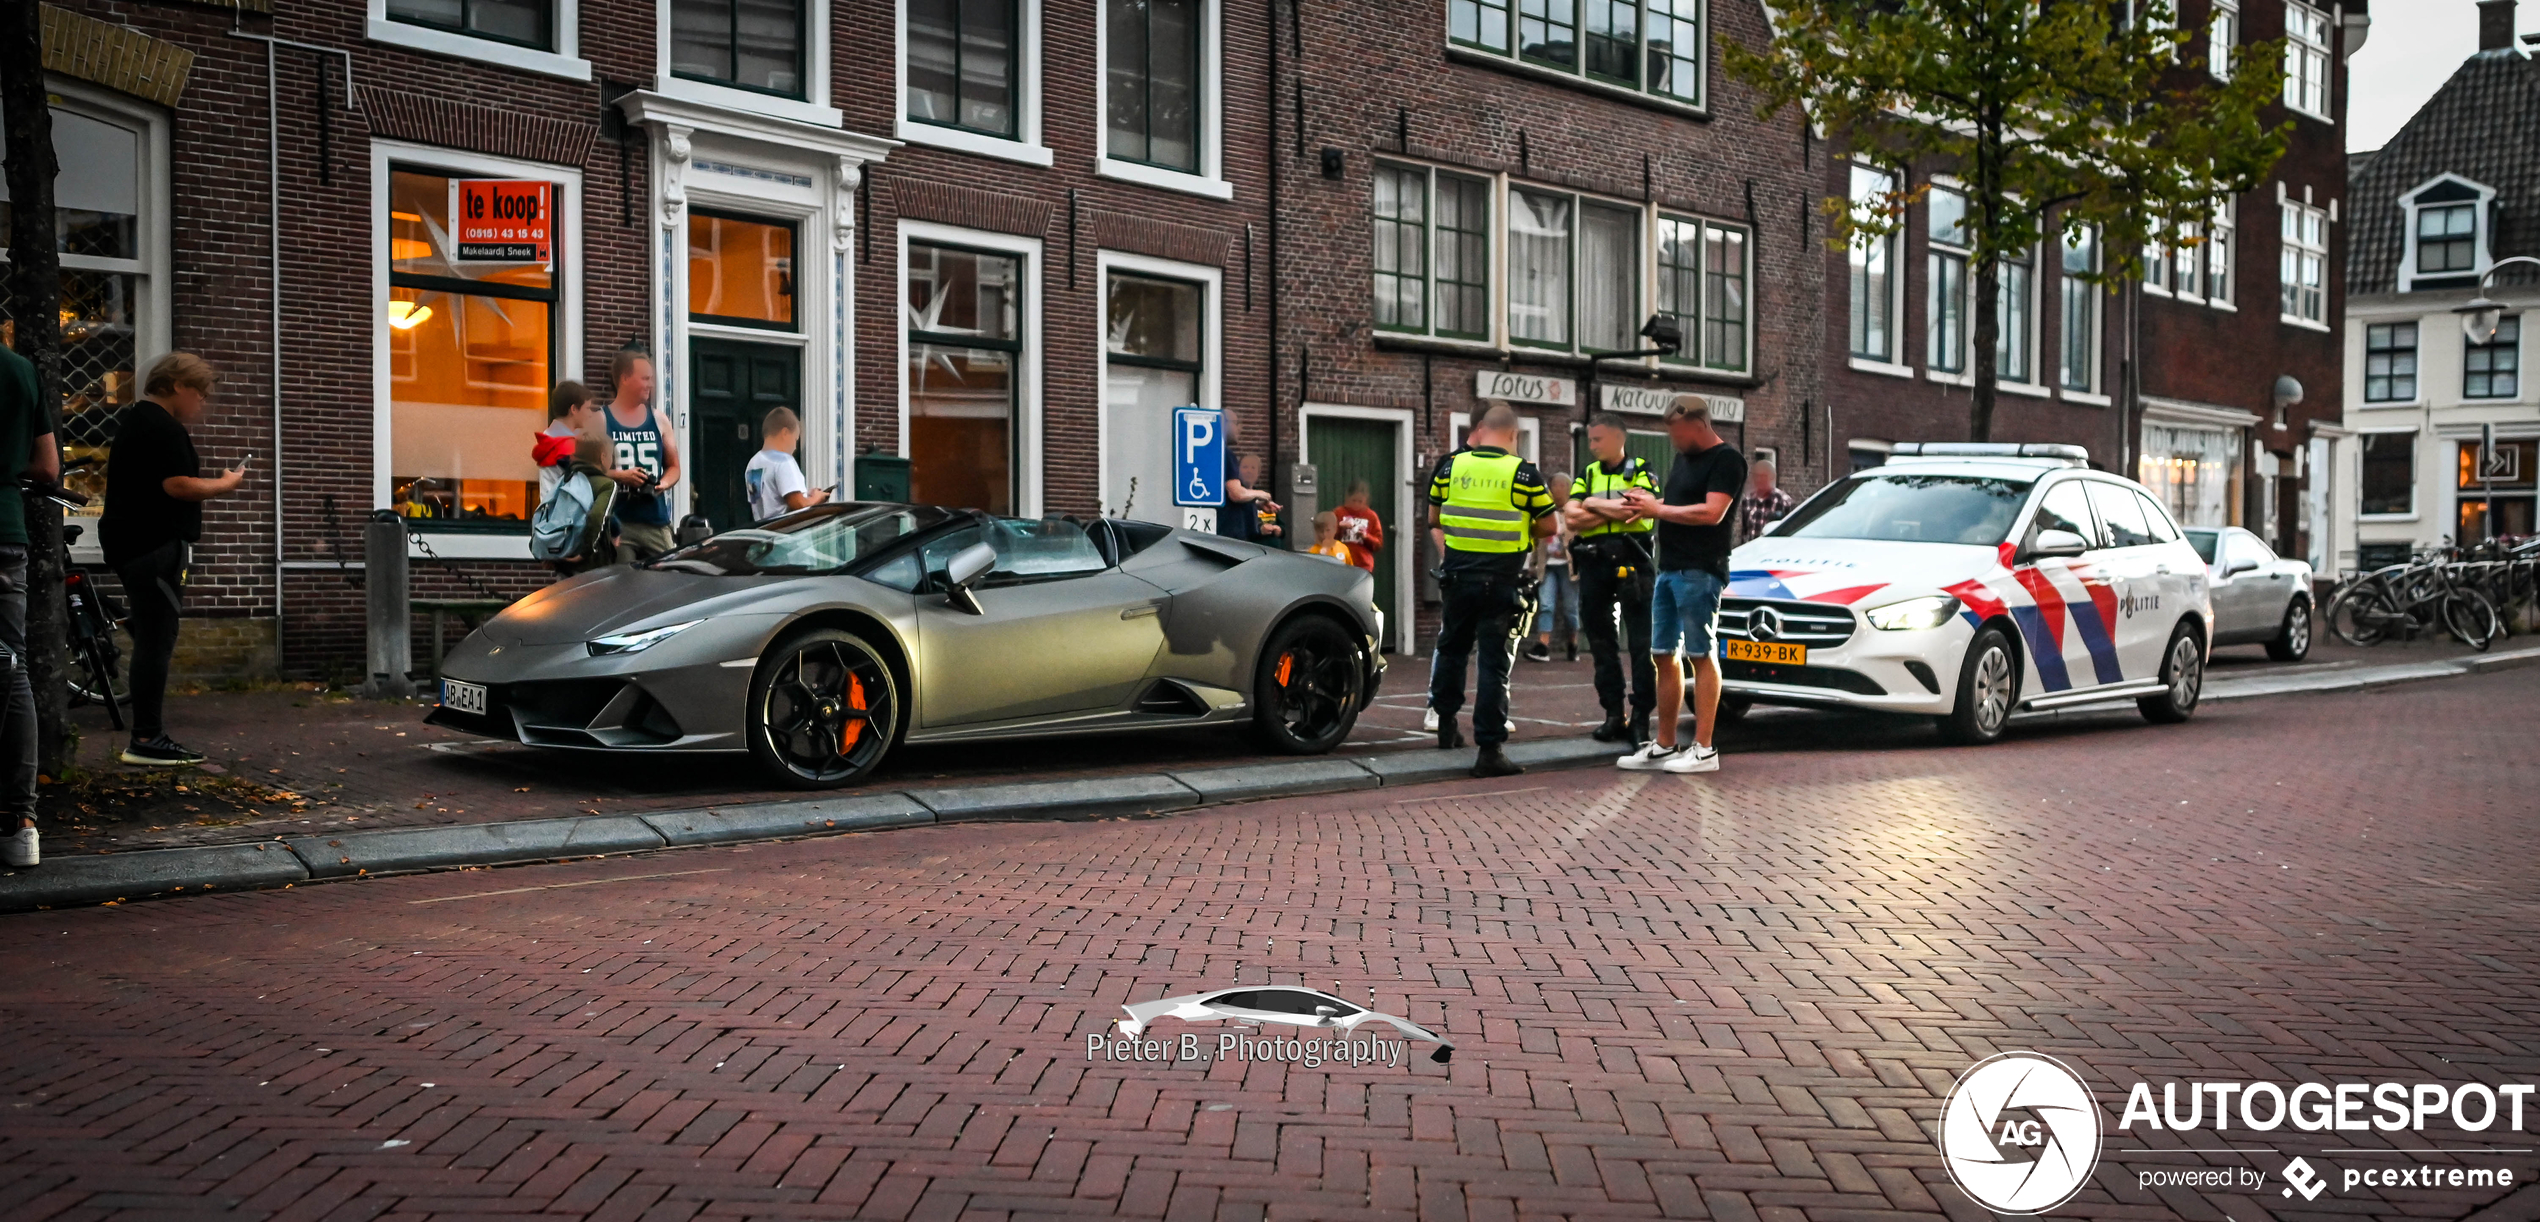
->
<box><xmin>1722</xmin><ymin>640</ymin><xmax>1806</xmax><ymax>666</ymax></box>
<box><xmin>441</xmin><ymin>679</ymin><xmax>488</xmax><ymax>716</ymax></box>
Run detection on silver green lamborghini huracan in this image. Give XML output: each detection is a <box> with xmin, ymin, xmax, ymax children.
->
<box><xmin>425</xmin><ymin>504</ymin><xmax>1387</xmax><ymax>787</ymax></box>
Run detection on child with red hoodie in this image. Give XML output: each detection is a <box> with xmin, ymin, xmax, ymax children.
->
<box><xmin>533</xmin><ymin>381</ymin><xmax>603</xmax><ymax>507</ymax></box>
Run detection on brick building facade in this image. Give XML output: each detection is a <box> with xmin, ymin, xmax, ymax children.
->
<box><xmin>1814</xmin><ymin>0</ymin><xmax>2360</xmax><ymax>572</ymax></box>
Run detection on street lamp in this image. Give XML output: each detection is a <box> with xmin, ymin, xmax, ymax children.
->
<box><xmin>2452</xmin><ymin>255</ymin><xmax>2540</xmax><ymax>343</ymax></box>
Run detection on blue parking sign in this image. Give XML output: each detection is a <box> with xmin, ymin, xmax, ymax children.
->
<box><xmin>1173</xmin><ymin>406</ymin><xmax>1225</xmax><ymax>507</ymax></box>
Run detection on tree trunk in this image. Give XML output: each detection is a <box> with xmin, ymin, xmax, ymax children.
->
<box><xmin>1</xmin><ymin>0</ymin><xmax>75</xmax><ymax>777</ymax></box>
<box><xmin>1970</xmin><ymin>249</ymin><xmax>2000</xmax><ymax>444</ymax></box>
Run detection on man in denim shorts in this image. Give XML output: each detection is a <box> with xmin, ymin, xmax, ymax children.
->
<box><xmin>1617</xmin><ymin>397</ymin><xmax>1742</xmax><ymax>774</ymax></box>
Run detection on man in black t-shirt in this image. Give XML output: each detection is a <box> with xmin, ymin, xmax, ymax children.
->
<box><xmin>1618</xmin><ymin>397</ymin><xmax>1742</xmax><ymax>775</ymax></box>
<box><xmin>102</xmin><ymin>353</ymin><xmax>246</xmax><ymax>767</ymax></box>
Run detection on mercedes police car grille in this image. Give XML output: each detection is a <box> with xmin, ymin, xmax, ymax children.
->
<box><xmin>1717</xmin><ymin>599</ymin><xmax>1858</xmax><ymax>646</ymax></box>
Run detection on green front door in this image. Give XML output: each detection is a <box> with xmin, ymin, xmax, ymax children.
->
<box><xmin>1305</xmin><ymin>416</ymin><xmax>1400</xmax><ymax>651</ymax></box>
<box><xmin>690</xmin><ymin>338</ymin><xmax>801</xmax><ymax>531</ymax></box>
<box><xmin>1626</xmin><ymin>429</ymin><xmax>1675</xmax><ymax>481</ymax></box>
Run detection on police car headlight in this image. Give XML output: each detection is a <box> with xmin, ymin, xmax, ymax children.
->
<box><xmin>588</xmin><ymin>620</ymin><xmax>702</xmax><ymax>657</ymax></box>
<box><xmin>1863</xmin><ymin>595</ymin><xmax>1961</xmax><ymax>632</ymax></box>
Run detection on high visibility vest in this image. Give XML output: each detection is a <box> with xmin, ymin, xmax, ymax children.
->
<box><xmin>1439</xmin><ymin>450</ymin><xmax>1532</xmax><ymax>554</ymax></box>
<box><xmin>1576</xmin><ymin>458</ymin><xmax>1655</xmax><ymax>538</ymax></box>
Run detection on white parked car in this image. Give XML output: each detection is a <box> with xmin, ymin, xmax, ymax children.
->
<box><xmin>1720</xmin><ymin>443</ymin><xmax>2213</xmax><ymax>744</ymax></box>
<box><xmin>2184</xmin><ymin>526</ymin><xmax>2314</xmax><ymax>661</ymax></box>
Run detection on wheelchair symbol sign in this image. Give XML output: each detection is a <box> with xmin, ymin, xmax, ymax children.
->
<box><xmin>1174</xmin><ymin>406</ymin><xmax>1225</xmax><ymax>507</ymax></box>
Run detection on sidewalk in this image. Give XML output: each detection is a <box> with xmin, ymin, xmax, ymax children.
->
<box><xmin>14</xmin><ymin>632</ymin><xmax>2519</xmax><ymax>863</ymax></box>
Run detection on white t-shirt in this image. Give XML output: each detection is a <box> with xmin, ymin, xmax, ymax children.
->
<box><xmin>745</xmin><ymin>449</ymin><xmax>808</xmax><ymax>522</ymax></box>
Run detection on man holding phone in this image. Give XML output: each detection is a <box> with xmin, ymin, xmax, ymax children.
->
<box><xmin>103</xmin><ymin>352</ymin><xmax>245</xmax><ymax>767</ymax></box>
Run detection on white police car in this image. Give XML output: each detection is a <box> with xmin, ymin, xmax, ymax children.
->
<box><xmin>1719</xmin><ymin>443</ymin><xmax>2212</xmax><ymax>744</ymax></box>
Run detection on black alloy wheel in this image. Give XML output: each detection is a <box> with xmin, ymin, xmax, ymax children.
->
<box><xmin>1252</xmin><ymin>615</ymin><xmax>1367</xmax><ymax>754</ymax></box>
<box><xmin>747</xmin><ymin>628</ymin><xmax>901</xmax><ymax>788</ymax></box>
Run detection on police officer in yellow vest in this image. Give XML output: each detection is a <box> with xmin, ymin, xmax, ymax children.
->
<box><xmin>1425</xmin><ymin>404</ymin><xmax>1558</xmax><ymax>777</ymax></box>
<box><xmin>1565</xmin><ymin>413</ymin><xmax>1661</xmax><ymax>745</ymax></box>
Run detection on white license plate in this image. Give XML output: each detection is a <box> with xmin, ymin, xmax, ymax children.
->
<box><xmin>441</xmin><ymin>679</ymin><xmax>488</xmax><ymax>715</ymax></box>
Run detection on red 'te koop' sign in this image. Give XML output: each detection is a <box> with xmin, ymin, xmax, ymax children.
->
<box><xmin>452</xmin><ymin>179</ymin><xmax>553</xmax><ymax>264</ymax></box>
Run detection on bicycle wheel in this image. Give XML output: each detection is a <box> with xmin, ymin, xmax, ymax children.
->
<box><xmin>2327</xmin><ymin>582</ymin><xmax>2392</xmax><ymax>646</ymax></box>
<box><xmin>79</xmin><ymin>636</ymin><xmax>125</xmax><ymax>730</ymax></box>
<box><xmin>2443</xmin><ymin>590</ymin><xmax>2501</xmax><ymax>652</ymax></box>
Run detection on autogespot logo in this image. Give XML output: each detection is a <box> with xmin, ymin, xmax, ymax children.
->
<box><xmin>1940</xmin><ymin>1052</ymin><xmax>2104</xmax><ymax>1214</ymax></box>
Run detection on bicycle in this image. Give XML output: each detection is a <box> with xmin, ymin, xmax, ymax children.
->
<box><xmin>19</xmin><ymin>479</ymin><xmax>129</xmax><ymax>726</ymax></box>
<box><xmin>2324</xmin><ymin>543</ymin><xmax>2502</xmax><ymax>651</ymax></box>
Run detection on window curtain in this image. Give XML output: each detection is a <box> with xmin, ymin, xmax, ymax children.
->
<box><xmin>1509</xmin><ymin>191</ymin><xmax>1571</xmax><ymax>345</ymax></box>
<box><xmin>1578</xmin><ymin>203</ymin><xmax>1637</xmax><ymax>352</ymax></box>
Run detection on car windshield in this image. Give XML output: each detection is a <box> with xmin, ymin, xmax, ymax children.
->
<box><xmin>2184</xmin><ymin>529</ymin><xmax>2221</xmax><ymax>564</ymax></box>
<box><xmin>1772</xmin><ymin>472</ymin><xmax>2036</xmax><ymax>545</ymax></box>
<box><xmin>647</xmin><ymin>504</ymin><xmax>960</xmax><ymax>576</ymax></box>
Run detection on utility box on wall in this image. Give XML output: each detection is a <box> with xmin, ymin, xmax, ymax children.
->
<box><xmin>855</xmin><ymin>454</ymin><xmax>911</xmax><ymax>504</ymax></box>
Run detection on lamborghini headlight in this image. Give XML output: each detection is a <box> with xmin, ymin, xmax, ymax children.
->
<box><xmin>1863</xmin><ymin>595</ymin><xmax>1961</xmax><ymax>632</ymax></box>
<box><xmin>588</xmin><ymin>619</ymin><xmax>702</xmax><ymax>657</ymax></box>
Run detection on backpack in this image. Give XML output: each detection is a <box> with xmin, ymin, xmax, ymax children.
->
<box><xmin>529</xmin><ymin>469</ymin><xmax>613</xmax><ymax>563</ymax></box>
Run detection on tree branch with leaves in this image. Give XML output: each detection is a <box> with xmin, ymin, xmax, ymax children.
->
<box><xmin>1726</xmin><ymin>0</ymin><xmax>2291</xmax><ymax>441</ymax></box>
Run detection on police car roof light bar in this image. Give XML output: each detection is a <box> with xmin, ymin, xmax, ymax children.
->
<box><xmin>1889</xmin><ymin>442</ymin><xmax>2090</xmax><ymax>467</ymax></box>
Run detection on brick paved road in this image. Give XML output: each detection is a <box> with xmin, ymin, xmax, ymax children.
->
<box><xmin>6</xmin><ymin>670</ymin><xmax>2536</xmax><ymax>1221</ymax></box>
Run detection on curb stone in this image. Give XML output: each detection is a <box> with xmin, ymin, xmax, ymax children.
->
<box><xmin>5</xmin><ymin>646</ymin><xmax>2528</xmax><ymax>913</ymax></box>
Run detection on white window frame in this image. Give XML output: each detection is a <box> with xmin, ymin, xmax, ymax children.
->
<box><xmin>1992</xmin><ymin>238</ymin><xmax>2041</xmax><ymax>390</ymax></box>
<box><xmin>894</xmin><ymin>0</ymin><xmax>1050</xmax><ymax>166</ymax></box>
<box><xmin>2206</xmin><ymin>0</ymin><xmax>2235</xmax><ymax>80</ymax></box>
<box><xmin>1924</xmin><ymin>179</ymin><xmax>1972</xmax><ymax>378</ymax></box>
<box><xmin>1095</xmin><ymin>0</ymin><xmax>1230</xmax><ymax>200</ymax></box>
<box><xmin>2355</xmin><ymin>427</ymin><xmax>2418</xmax><ymax>521</ymax></box>
<box><xmin>2058</xmin><ymin>225</ymin><xmax>2103</xmax><ymax>399</ymax></box>
<box><xmin>2398</xmin><ymin>174</ymin><xmax>2496</xmax><ymax>293</ymax></box>
<box><xmin>368</xmin><ymin>139</ymin><xmax>586</xmax><ymax>556</ymax></box>
<box><xmin>899</xmin><ymin>220</ymin><xmax>1046</xmax><ymax>518</ymax></box>
<box><xmin>2282</xmin><ymin>1</ymin><xmax>2331</xmax><ymax>121</ymax></box>
<box><xmin>368</xmin><ymin>0</ymin><xmax>591</xmax><ymax>80</ymax></box>
<box><xmin>655</xmin><ymin>0</ymin><xmax>840</xmax><ymax>129</ymax></box>
<box><xmin>2203</xmin><ymin>197</ymin><xmax>2236</xmax><ymax>308</ymax></box>
<box><xmin>2279</xmin><ymin>198</ymin><xmax>2329</xmax><ymax>330</ymax></box>
<box><xmin>1442</xmin><ymin>0</ymin><xmax>1709</xmax><ymax>113</ymax></box>
<box><xmin>24</xmin><ymin>81</ymin><xmax>173</xmax><ymax>564</ymax></box>
<box><xmin>1095</xmin><ymin>249</ymin><xmax>1221</xmax><ymax>519</ymax></box>
<box><xmin>1846</xmin><ymin>160</ymin><xmax>1910</xmax><ymax>376</ymax></box>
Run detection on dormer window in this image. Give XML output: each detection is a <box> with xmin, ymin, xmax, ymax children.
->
<box><xmin>2400</xmin><ymin>175</ymin><xmax>2495</xmax><ymax>292</ymax></box>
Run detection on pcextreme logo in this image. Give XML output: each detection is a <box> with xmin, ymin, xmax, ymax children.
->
<box><xmin>1939</xmin><ymin>1052</ymin><xmax>2104</xmax><ymax>1214</ymax></box>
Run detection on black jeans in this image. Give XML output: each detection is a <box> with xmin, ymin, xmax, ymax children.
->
<box><xmin>114</xmin><ymin>540</ymin><xmax>185</xmax><ymax>743</ymax></box>
<box><xmin>1574</xmin><ymin>538</ymin><xmax>1656</xmax><ymax>720</ymax></box>
<box><xmin>0</xmin><ymin>546</ymin><xmax>33</xmax><ymax>825</ymax></box>
<box><xmin>1429</xmin><ymin>568</ymin><xmax>1535</xmax><ymax>747</ymax></box>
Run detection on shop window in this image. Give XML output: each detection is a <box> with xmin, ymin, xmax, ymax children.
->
<box><xmin>2456</xmin><ymin>439</ymin><xmax>2537</xmax><ymax>540</ymax></box>
<box><xmin>2465</xmin><ymin>315</ymin><xmax>2519</xmax><ymax>399</ymax></box>
<box><xmin>907</xmin><ymin>243</ymin><xmax>1022</xmax><ymax>515</ymax></box>
<box><xmin>386</xmin><ymin>169</ymin><xmax>557</xmax><ymax>526</ymax></box>
<box><xmin>2359</xmin><ymin>432</ymin><xmax>2413</xmax><ymax>516</ymax></box>
<box><xmin>2364</xmin><ymin>322</ymin><xmax>2416</xmax><ymax>402</ymax></box>
<box><xmin>0</xmin><ymin>102</ymin><xmax>159</xmax><ymax>527</ymax></box>
<box><xmin>688</xmin><ymin>212</ymin><xmax>795</xmax><ymax>329</ymax></box>
<box><xmin>387</xmin><ymin>0</ymin><xmax>553</xmax><ymax>50</ymax></box>
<box><xmin>1848</xmin><ymin>163</ymin><xmax>1896</xmax><ymax>363</ymax></box>
<box><xmin>1102</xmin><ymin>270</ymin><xmax>1204</xmax><ymax>526</ymax></box>
<box><xmin>671</xmin><ymin>0</ymin><xmax>806</xmax><ymax>98</ymax></box>
<box><xmin>1106</xmin><ymin>0</ymin><xmax>1201</xmax><ymax>173</ymax></box>
<box><xmin>906</xmin><ymin>0</ymin><xmax>1018</xmax><ymax>137</ymax></box>
<box><xmin>2138</xmin><ymin>423</ymin><xmax>2241</xmax><ymax>529</ymax></box>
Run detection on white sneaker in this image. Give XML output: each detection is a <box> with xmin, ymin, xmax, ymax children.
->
<box><xmin>1616</xmin><ymin>742</ymin><xmax>1678</xmax><ymax>771</ymax></box>
<box><xmin>1422</xmin><ymin>707</ymin><xmax>1440</xmax><ymax>731</ymax></box>
<box><xmin>1662</xmin><ymin>745</ymin><xmax>1721</xmax><ymax>774</ymax></box>
<box><xmin>4</xmin><ymin>826</ymin><xmax>36</xmax><ymax>868</ymax></box>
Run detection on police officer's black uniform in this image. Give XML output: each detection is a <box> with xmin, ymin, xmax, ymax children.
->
<box><xmin>1569</xmin><ymin>455</ymin><xmax>1660</xmax><ymax>743</ymax></box>
<box><xmin>1427</xmin><ymin>444</ymin><xmax>1556</xmax><ymax>777</ymax></box>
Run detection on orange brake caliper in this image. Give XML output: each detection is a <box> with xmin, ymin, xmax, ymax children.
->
<box><xmin>838</xmin><ymin>673</ymin><xmax>867</xmax><ymax>749</ymax></box>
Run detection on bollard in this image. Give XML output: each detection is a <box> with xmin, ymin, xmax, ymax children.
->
<box><xmin>363</xmin><ymin>515</ymin><xmax>412</xmax><ymax>698</ymax></box>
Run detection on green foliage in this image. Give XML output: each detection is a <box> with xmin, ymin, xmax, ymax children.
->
<box><xmin>1727</xmin><ymin>0</ymin><xmax>2290</xmax><ymax>278</ymax></box>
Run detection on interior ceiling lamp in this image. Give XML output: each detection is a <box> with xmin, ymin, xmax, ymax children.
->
<box><xmin>388</xmin><ymin>300</ymin><xmax>433</xmax><ymax>331</ymax></box>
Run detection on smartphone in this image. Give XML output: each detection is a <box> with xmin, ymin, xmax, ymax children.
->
<box><xmin>238</xmin><ymin>453</ymin><xmax>256</xmax><ymax>469</ymax></box>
